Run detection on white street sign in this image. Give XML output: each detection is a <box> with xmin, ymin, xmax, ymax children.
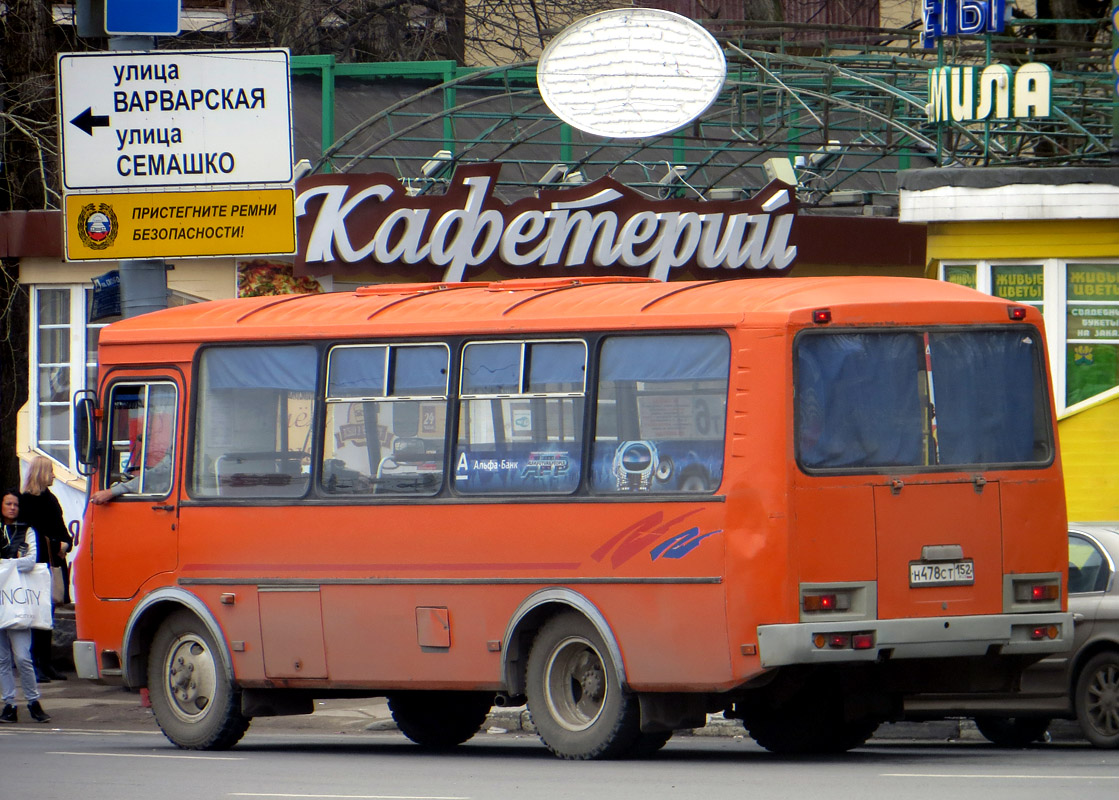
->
<box><xmin>58</xmin><ymin>48</ymin><xmax>292</xmax><ymax>190</ymax></box>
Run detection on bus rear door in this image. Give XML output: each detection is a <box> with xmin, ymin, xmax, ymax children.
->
<box><xmin>875</xmin><ymin>479</ymin><xmax>1002</xmax><ymax>618</ymax></box>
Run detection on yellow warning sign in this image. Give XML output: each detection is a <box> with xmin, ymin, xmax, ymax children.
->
<box><xmin>64</xmin><ymin>187</ymin><xmax>295</xmax><ymax>260</ymax></box>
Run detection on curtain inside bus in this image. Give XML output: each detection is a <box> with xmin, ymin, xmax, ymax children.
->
<box><xmin>795</xmin><ymin>333</ymin><xmax>924</xmax><ymax>469</ymax></box>
<box><xmin>327</xmin><ymin>345</ymin><xmax>448</xmax><ymax>398</ymax></box>
<box><xmin>927</xmin><ymin>331</ymin><xmax>1043</xmax><ymax>465</ymax></box>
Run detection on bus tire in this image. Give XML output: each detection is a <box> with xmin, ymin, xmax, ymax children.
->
<box><xmin>525</xmin><ymin>612</ymin><xmax>641</xmax><ymax>760</ymax></box>
<box><xmin>387</xmin><ymin>691</ymin><xmax>492</xmax><ymax>748</ymax></box>
<box><xmin>147</xmin><ymin>610</ymin><xmax>250</xmax><ymax>750</ymax></box>
<box><xmin>627</xmin><ymin>730</ymin><xmax>673</xmax><ymax>757</ymax></box>
<box><xmin>1075</xmin><ymin>651</ymin><xmax>1119</xmax><ymax>748</ymax></box>
<box><xmin>743</xmin><ymin>699</ymin><xmax>878</xmax><ymax>754</ymax></box>
<box><xmin>973</xmin><ymin>716</ymin><xmax>1051</xmax><ymax>747</ymax></box>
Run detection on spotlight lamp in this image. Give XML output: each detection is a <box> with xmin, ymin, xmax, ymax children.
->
<box><xmin>420</xmin><ymin>149</ymin><xmax>453</xmax><ymax>178</ymax></box>
<box><xmin>537</xmin><ymin>164</ymin><xmax>568</xmax><ymax>184</ymax></box>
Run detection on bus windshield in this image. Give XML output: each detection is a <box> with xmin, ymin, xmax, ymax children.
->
<box><xmin>795</xmin><ymin>327</ymin><xmax>1052</xmax><ymax>470</ymax></box>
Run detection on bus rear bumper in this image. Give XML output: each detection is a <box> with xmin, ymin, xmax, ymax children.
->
<box><xmin>756</xmin><ymin>612</ymin><xmax>1074</xmax><ymax>668</ymax></box>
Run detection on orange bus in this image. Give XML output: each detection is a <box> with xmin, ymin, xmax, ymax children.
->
<box><xmin>71</xmin><ymin>276</ymin><xmax>1071</xmax><ymax>758</ymax></box>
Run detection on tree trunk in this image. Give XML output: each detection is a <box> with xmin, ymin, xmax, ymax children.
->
<box><xmin>0</xmin><ymin>0</ymin><xmax>59</xmax><ymax>210</ymax></box>
<box><xmin>0</xmin><ymin>1</ymin><xmax>57</xmax><ymax>488</ymax></box>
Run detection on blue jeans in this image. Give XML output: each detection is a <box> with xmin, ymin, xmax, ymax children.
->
<box><xmin>0</xmin><ymin>628</ymin><xmax>41</xmax><ymax>705</ymax></box>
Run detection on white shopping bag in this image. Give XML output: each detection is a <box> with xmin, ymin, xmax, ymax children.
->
<box><xmin>0</xmin><ymin>561</ymin><xmax>52</xmax><ymax>630</ymax></box>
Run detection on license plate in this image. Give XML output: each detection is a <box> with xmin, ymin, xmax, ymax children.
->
<box><xmin>909</xmin><ymin>560</ymin><xmax>974</xmax><ymax>587</ymax></box>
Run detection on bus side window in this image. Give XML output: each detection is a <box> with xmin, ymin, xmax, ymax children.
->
<box><xmin>322</xmin><ymin>343</ymin><xmax>449</xmax><ymax>496</ymax></box>
<box><xmin>591</xmin><ymin>334</ymin><xmax>729</xmax><ymax>494</ymax></box>
<box><xmin>454</xmin><ymin>340</ymin><xmax>585</xmax><ymax>495</ymax></box>
<box><xmin>191</xmin><ymin>345</ymin><xmax>318</xmax><ymax>499</ymax></box>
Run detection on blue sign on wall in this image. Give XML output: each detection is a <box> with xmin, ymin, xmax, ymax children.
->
<box><xmin>921</xmin><ymin>0</ymin><xmax>1006</xmax><ymax>48</ymax></box>
<box><xmin>90</xmin><ymin>270</ymin><xmax>121</xmax><ymax>322</ymax></box>
<box><xmin>105</xmin><ymin>0</ymin><xmax>180</xmax><ymax>36</ymax></box>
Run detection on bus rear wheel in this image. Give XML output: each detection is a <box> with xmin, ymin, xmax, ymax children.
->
<box><xmin>742</xmin><ymin>693</ymin><xmax>879</xmax><ymax>755</ymax></box>
<box><xmin>525</xmin><ymin>612</ymin><xmax>641</xmax><ymax>760</ymax></box>
<box><xmin>147</xmin><ymin>610</ymin><xmax>250</xmax><ymax>750</ymax></box>
<box><xmin>387</xmin><ymin>691</ymin><xmax>493</xmax><ymax>748</ymax></box>
<box><xmin>746</xmin><ymin>712</ymin><xmax>877</xmax><ymax>754</ymax></box>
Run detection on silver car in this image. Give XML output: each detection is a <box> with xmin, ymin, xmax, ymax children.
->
<box><xmin>907</xmin><ymin>524</ymin><xmax>1119</xmax><ymax>747</ymax></box>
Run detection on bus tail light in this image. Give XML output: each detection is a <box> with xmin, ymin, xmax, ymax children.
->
<box><xmin>1012</xmin><ymin>579</ymin><xmax>1060</xmax><ymax>603</ymax></box>
<box><xmin>812</xmin><ymin>308</ymin><xmax>832</xmax><ymax>324</ymax></box>
<box><xmin>852</xmin><ymin>632</ymin><xmax>875</xmax><ymax>650</ymax></box>
<box><xmin>1030</xmin><ymin>625</ymin><xmax>1059</xmax><ymax>640</ymax></box>
<box><xmin>799</xmin><ymin>582</ymin><xmax>871</xmax><ymax>621</ymax></box>
<box><xmin>1030</xmin><ymin>584</ymin><xmax>1060</xmax><ymax>601</ymax></box>
<box><xmin>1007</xmin><ymin>306</ymin><xmax>1028</xmax><ymax>321</ymax></box>
<box><xmin>802</xmin><ymin>593</ymin><xmax>841</xmax><ymax>612</ymax></box>
<box><xmin>802</xmin><ymin>590</ymin><xmax>853</xmax><ymax>613</ymax></box>
<box><xmin>812</xmin><ymin>631</ymin><xmax>876</xmax><ymax>651</ymax></box>
<box><xmin>1006</xmin><ymin>574</ymin><xmax>1063</xmax><ymax>612</ymax></box>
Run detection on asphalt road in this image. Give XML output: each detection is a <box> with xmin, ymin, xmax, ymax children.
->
<box><xmin>5</xmin><ymin>668</ymin><xmax>1113</xmax><ymax>800</ymax></box>
<box><xmin>4</xmin><ymin>726</ymin><xmax>1119</xmax><ymax>800</ymax></box>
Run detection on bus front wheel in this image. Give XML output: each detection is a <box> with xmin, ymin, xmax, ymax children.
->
<box><xmin>388</xmin><ymin>691</ymin><xmax>493</xmax><ymax>748</ymax></box>
<box><xmin>147</xmin><ymin>610</ymin><xmax>251</xmax><ymax>750</ymax></box>
<box><xmin>525</xmin><ymin>612</ymin><xmax>641</xmax><ymax>759</ymax></box>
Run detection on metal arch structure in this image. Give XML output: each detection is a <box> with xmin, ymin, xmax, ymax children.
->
<box><xmin>291</xmin><ymin>20</ymin><xmax>1115</xmax><ymax>210</ymax></box>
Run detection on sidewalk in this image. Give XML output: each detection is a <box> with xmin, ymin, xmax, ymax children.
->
<box><xmin>24</xmin><ymin>669</ymin><xmax>1085</xmax><ymax>744</ymax></box>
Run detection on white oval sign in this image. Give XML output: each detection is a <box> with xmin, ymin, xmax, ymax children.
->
<box><xmin>537</xmin><ymin>8</ymin><xmax>727</xmax><ymax>140</ymax></box>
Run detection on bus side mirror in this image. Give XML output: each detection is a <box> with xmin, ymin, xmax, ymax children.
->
<box><xmin>74</xmin><ymin>390</ymin><xmax>98</xmax><ymax>476</ymax></box>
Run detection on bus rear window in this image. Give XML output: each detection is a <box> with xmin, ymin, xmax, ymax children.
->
<box><xmin>795</xmin><ymin>328</ymin><xmax>1053</xmax><ymax>470</ymax></box>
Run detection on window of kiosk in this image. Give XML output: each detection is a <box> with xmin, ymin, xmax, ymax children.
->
<box><xmin>1066</xmin><ymin>264</ymin><xmax>1119</xmax><ymax>407</ymax></box>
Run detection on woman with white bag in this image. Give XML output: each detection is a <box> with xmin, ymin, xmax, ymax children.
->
<box><xmin>0</xmin><ymin>490</ymin><xmax>51</xmax><ymax>723</ymax></box>
<box><xmin>20</xmin><ymin>455</ymin><xmax>72</xmax><ymax>681</ymax></box>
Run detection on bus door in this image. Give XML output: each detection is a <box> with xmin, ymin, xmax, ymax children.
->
<box><xmin>91</xmin><ymin>375</ymin><xmax>182</xmax><ymax>599</ymax></box>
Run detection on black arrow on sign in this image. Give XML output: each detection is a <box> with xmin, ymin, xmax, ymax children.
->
<box><xmin>70</xmin><ymin>107</ymin><xmax>110</xmax><ymax>136</ymax></box>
